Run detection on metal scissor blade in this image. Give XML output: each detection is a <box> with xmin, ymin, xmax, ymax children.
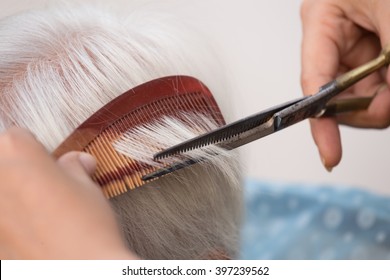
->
<box><xmin>142</xmin><ymin>118</ymin><xmax>275</xmax><ymax>181</ymax></box>
<box><xmin>142</xmin><ymin>95</ymin><xmax>373</xmax><ymax>181</ymax></box>
<box><xmin>142</xmin><ymin>159</ymin><xmax>200</xmax><ymax>181</ymax></box>
<box><xmin>153</xmin><ymin>96</ymin><xmax>307</xmax><ymax>160</ymax></box>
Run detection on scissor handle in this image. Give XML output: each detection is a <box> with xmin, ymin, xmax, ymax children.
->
<box><xmin>274</xmin><ymin>46</ymin><xmax>390</xmax><ymax>131</ymax></box>
<box><xmin>336</xmin><ymin>46</ymin><xmax>390</xmax><ymax>90</ymax></box>
<box><xmin>319</xmin><ymin>96</ymin><xmax>374</xmax><ymax>117</ymax></box>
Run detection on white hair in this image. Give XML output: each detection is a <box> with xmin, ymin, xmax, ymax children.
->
<box><xmin>0</xmin><ymin>4</ymin><xmax>242</xmax><ymax>259</ymax></box>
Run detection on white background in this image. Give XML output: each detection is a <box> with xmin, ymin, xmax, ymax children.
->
<box><xmin>1</xmin><ymin>0</ymin><xmax>389</xmax><ymax>195</ymax></box>
<box><xmin>2</xmin><ymin>260</ymin><xmax>390</xmax><ymax>280</ymax></box>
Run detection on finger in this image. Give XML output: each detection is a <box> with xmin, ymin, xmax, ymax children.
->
<box><xmin>301</xmin><ymin>3</ymin><xmax>345</xmax><ymax>168</ymax></box>
<box><xmin>0</xmin><ymin>127</ymin><xmax>47</xmax><ymax>158</ymax></box>
<box><xmin>337</xmin><ymin>85</ymin><xmax>390</xmax><ymax>127</ymax></box>
<box><xmin>301</xmin><ymin>4</ymin><xmax>340</xmax><ymax>96</ymax></box>
<box><xmin>309</xmin><ymin>118</ymin><xmax>342</xmax><ymax>170</ymax></box>
<box><xmin>57</xmin><ymin>151</ymin><xmax>97</xmax><ymax>180</ymax></box>
<box><xmin>0</xmin><ymin>126</ymin><xmax>36</xmax><ymax>139</ymax></box>
<box><xmin>371</xmin><ymin>1</ymin><xmax>390</xmax><ymax>47</ymax></box>
<box><xmin>339</xmin><ymin>33</ymin><xmax>382</xmax><ymax>96</ymax></box>
<box><xmin>341</xmin><ymin>33</ymin><xmax>381</xmax><ymax>68</ymax></box>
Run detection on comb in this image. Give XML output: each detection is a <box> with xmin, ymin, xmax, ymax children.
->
<box><xmin>53</xmin><ymin>76</ymin><xmax>225</xmax><ymax>198</ymax></box>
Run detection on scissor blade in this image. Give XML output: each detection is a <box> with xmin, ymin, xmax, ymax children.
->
<box><xmin>142</xmin><ymin>159</ymin><xmax>200</xmax><ymax>181</ymax></box>
<box><xmin>153</xmin><ymin>97</ymin><xmax>306</xmax><ymax>160</ymax></box>
<box><xmin>142</xmin><ymin>118</ymin><xmax>275</xmax><ymax>181</ymax></box>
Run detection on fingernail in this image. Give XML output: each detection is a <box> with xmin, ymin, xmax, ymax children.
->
<box><xmin>322</xmin><ymin>157</ymin><xmax>333</xmax><ymax>173</ymax></box>
<box><xmin>78</xmin><ymin>152</ymin><xmax>97</xmax><ymax>175</ymax></box>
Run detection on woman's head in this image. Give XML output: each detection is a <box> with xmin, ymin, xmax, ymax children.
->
<box><xmin>0</xmin><ymin>5</ymin><xmax>242</xmax><ymax>259</ymax></box>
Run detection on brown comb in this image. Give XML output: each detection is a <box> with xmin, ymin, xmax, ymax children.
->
<box><xmin>53</xmin><ymin>76</ymin><xmax>225</xmax><ymax>198</ymax></box>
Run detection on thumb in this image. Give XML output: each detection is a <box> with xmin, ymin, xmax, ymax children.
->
<box><xmin>57</xmin><ymin>151</ymin><xmax>97</xmax><ymax>182</ymax></box>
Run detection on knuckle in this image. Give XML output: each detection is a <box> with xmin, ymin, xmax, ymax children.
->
<box><xmin>300</xmin><ymin>0</ymin><xmax>316</xmax><ymax>21</ymax></box>
<box><xmin>300</xmin><ymin>1</ymin><xmax>309</xmax><ymax>20</ymax></box>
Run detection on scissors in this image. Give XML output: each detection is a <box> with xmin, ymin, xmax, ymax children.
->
<box><xmin>142</xmin><ymin>47</ymin><xmax>390</xmax><ymax>181</ymax></box>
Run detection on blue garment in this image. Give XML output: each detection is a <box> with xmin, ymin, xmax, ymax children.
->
<box><xmin>240</xmin><ymin>179</ymin><xmax>390</xmax><ymax>259</ymax></box>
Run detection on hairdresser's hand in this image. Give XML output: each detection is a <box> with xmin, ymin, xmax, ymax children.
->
<box><xmin>301</xmin><ymin>0</ymin><xmax>390</xmax><ymax>170</ymax></box>
<box><xmin>0</xmin><ymin>127</ymin><xmax>138</xmax><ymax>259</ymax></box>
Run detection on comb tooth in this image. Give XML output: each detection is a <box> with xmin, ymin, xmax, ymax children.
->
<box><xmin>115</xmin><ymin>181</ymin><xmax>123</xmax><ymax>197</ymax></box>
<box><xmin>119</xmin><ymin>180</ymin><xmax>126</xmax><ymax>194</ymax></box>
<box><xmin>86</xmin><ymin>142</ymin><xmax>113</xmax><ymax>193</ymax></box>
<box><xmin>184</xmin><ymin>91</ymin><xmax>198</xmax><ymax>112</ymax></box>
<box><xmin>101</xmin><ymin>185</ymin><xmax>109</xmax><ymax>198</ymax></box>
<box><xmin>90</xmin><ymin>139</ymin><xmax>109</xmax><ymax>181</ymax></box>
<box><xmin>186</xmin><ymin>93</ymin><xmax>196</xmax><ymax>112</ymax></box>
<box><xmin>101</xmin><ymin>129</ymin><xmax>129</xmax><ymax>186</ymax></box>
<box><xmin>116</xmin><ymin>113</ymin><xmax>156</xmax><ymax>190</ymax></box>
<box><xmin>117</xmin><ymin>178</ymin><xmax>125</xmax><ymax>193</ymax></box>
<box><xmin>107</xmin><ymin>186</ymin><xmax>113</xmax><ymax>199</ymax></box>
<box><xmin>91</xmin><ymin>162</ymin><xmax>108</xmax><ymax>190</ymax></box>
<box><xmin>111</xmin><ymin>179</ymin><xmax>119</xmax><ymax>197</ymax></box>
<box><xmin>95</xmin><ymin>136</ymin><xmax>120</xmax><ymax>187</ymax></box>
<box><xmin>119</xmin><ymin>115</ymin><xmax>148</xmax><ymax>184</ymax></box>
<box><xmin>112</xmin><ymin>181</ymin><xmax>120</xmax><ymax>197</ymax></box>
<box><xmin>191</xmin><ymin>92</ymin><xmax>204</xmax><ymax>111</ymax></box>
<box><xmin>160</xmin><ymin>98</ymin><xmax>172</xmax><ymax>116</ymax></box>
<box><xmin>105</xmin><ymin>183</ymin><xmax>114</xmax><ymax>199</ymax></box>
<box><xmin>123</xmin><ymin>179</ymin><xmax>129</xmax><ymax>192</ymax></box>
<box><xmin>124</xmin><ymin>176</ymin><xmax>135</xmax><ymax>190</ymax></box>
<box><xmin>108</xmin><ymin>183</ymin><xmax>117</xmax><ymax>198</ymax></box>
<box><xmin>118</xmin><ymin>180</ymin><xmax>127</xmax><ymax>194</ymax></box>
<box><xmin>114</xmin><ymin>180</ymin><xmax>122</xmax><ymax>196</ymax></box>
<box><xmin>123</xmin><ymin>162</ymin><xmax>136</xmax><ymax>190</ymax></box>
<box><xmin>116</xmin><ymin>118</ymin><xmax>140</xmax><ymax>179</ymax></box>
<box><xmin>127</xmin><ymin>175</ymin><xmax>137</xmax><ymax>189</ymax></box>
<box><xmin>133</xmin><ymin>172</ymin><xmax>143</xmax><ymax>187</ymax></box>
<box><xmin>112</xmin><ymin>183</ymin><xmax>119</xmax><ymax>198</ymax></box>
<box><xmin>128</xmin><ymin>165</ymin><xmax>139</xmax><ymax>190</ymax></box>
<box><xmin>101</xmin><ymin>131</ymin><xmax>119</xmax><ymax>159</ymax></box>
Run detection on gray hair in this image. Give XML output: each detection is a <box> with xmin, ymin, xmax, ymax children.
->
<box><xmin>0</xmin><ymin>5</ymin><xmax>242</xmax><ymax>259</ymax></box>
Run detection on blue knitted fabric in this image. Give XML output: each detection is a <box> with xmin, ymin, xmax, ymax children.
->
<box><xmin>240</xmin><ymin>179</ymin><xmax>390</xmax><ymax>259</ymax></box>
